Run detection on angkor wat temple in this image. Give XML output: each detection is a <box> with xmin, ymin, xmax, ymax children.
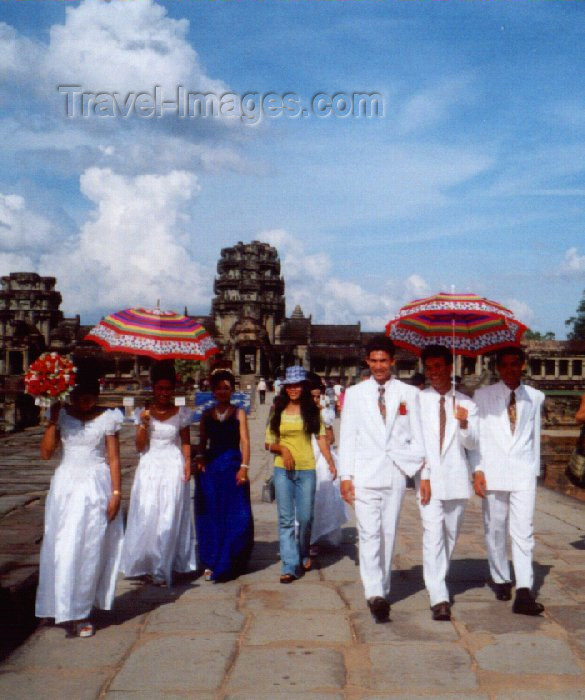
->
<box><xmin>1</xmin><ymin>244</ymin><xmax>584</xmax><ymax>433</ymax></box>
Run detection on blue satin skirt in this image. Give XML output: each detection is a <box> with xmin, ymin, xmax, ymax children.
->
<box><xmin>195</xmin><ymin>448</ymin><xmax>254</xmax><ymax>581</ymax></box>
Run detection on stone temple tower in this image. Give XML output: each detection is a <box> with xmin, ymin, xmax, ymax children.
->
<box><xmin>211</xmin><ymin>241</ymin><xmax>285</xmax><ymax>377</ymax></box>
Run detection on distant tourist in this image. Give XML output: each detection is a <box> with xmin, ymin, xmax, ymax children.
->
<box><xmin>325</xmin><ymin>380</ymin><xmax>336</xmax><ymax>403</ymax></box>
<box><xmin>194</xmin><ymin>370</ymin><xmax>254</xmax><ymax>582</ymax></box>
<box><xmin>472</xmin><ymin>346</ymin><xmax>545</xmax><ymax>616</ymax></box>
<box><xmin>257</xmin><ymin>377</ymin><xmax>267</xmax><ymax>405</ymax></box>
<box><xmin>265</xmin><ymin>365</ymin><xmax>336</xmax><ymax>583</ymax></box>
<box><xmin>121</xmin><ymin>362</ymin><xmax>196</xmax><ymax>587</ymax></box>
<box><xmin>35</xmin><ymin>366</ymin><xmax>124</xmax><ymax>638</ymax></box>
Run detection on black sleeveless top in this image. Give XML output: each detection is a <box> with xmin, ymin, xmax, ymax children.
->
<box><xmin>202</xmin><ymin>409</ymin><xmax>240</xmax><ymax>460</ymax></box>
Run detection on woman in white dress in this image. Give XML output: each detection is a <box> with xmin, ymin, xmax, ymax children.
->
<box><xmin>308</xmin><ymin>379</ymin><xmax>348</xmax><ymax>554</ymax></box>
<box><xmin>121</xmin><ymin>362</ymin><xmax>196</xmax><ymax>587</ymax></box>
<box><xmin>35</xmin><ymin>373</ymin><xmax>124</xmax><ymax>638</ymax></box>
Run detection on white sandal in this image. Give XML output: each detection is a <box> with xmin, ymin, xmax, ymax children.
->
<box><xmin>75</xmin><ymin>621</ymin><xmax>95</xmax><ymax>638</ymax></box>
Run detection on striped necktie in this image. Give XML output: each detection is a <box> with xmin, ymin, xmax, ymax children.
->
<box><xmin>508</xmin><ymin>390</ymin><xmax>516</xmax><ymax>434</ymax></box>
<box><xmin>378</xmin><ymin>385</ymin><xmax>386</xmax><ymax>422</ymax></box>
<box><xmin>439</xmin><ymin>395</ymin><xmax>446</xmax><ymax>451</ymax></box>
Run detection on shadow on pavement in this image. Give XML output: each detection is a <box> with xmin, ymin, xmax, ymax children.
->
<box><xmin>311</xmin><ymin>526</ymin><xmax>358</xmax><ymax>572</ymax></box>
<box><xmin>92</xmin><ymin>574</ymin><xmax>201</xmax><ymax>630</ymax></box>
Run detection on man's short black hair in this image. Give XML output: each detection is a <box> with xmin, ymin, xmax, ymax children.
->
<box><xmin>365</xmin><ymin>334</ymin><xmax>395</xmax><ymax>358</ymax></box>
<box><xmin>421</xmin><ymin>344</ymin><xmax>453</xmax><ymax>366</ymax></box>
<box><xmin>495</xmin><ymin>346</ymin><xmax>525</xmax><ymax>365</ymax></box>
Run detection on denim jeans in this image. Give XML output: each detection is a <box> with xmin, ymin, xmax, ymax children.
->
<box><xmin>273</xmin><ymin>467</ymin><xmax>316</xmax><ymax>577</ymax></box>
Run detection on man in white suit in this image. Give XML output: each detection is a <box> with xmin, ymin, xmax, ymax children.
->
<box><xmin>473</xmin><ymin>346</ymin><xmax>545</xmax><ymax>616</ymax></box>
<box><xmin>418</xmin><ymin>345</ymin><xmax>478</xmax><ymax>621</ymax></box>
<box><xmin>339</xmin><ymin>335</ymin><xmax>427</xmax><ymax>623</ymax></box>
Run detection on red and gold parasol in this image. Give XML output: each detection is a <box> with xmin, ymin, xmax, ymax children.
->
<box><xmin>85</xmin><ymin>307</ymin><xmax>219</xmax><ymax>361</ymax></box>
<box><xmin>386</xmin><ymin>292</ymin><xmax>528</xmax><ymax>358</ymax></box>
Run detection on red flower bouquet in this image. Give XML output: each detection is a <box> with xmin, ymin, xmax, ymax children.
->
<box><xmin>24</xmin><ymin>353</ymin><xmax>76</xmax><ymax>408</ymax></box>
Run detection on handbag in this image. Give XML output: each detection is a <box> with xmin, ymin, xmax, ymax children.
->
<box><xmin>566</xmin><ymin>426</ymin><xmax>585</xmax><ymax>487</ymax></box>
<box><xmin>261</xmin><ymin>475</ymin><xmax>276</xmax><ymax>503</ymax></box>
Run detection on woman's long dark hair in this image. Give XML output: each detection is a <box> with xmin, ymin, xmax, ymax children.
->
<box><xmin>269</xmin><ymin>382</ymin><xmax>321</xmax><ymax>438</ymax></box>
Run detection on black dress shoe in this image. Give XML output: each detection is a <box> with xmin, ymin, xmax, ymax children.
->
<box><xmin>431</xmin><ymin>601</ymin><xmax>451</xmax><ymax>621</ymax></box>
<box><xmin>367</xmin><ymin>596</ymin><xmax>390</xmax><ymax>623</ymax></box>
<box><xmin>512</xmin><ymin>588</ymin><xmax>544</xmax><ymax>616</ymax></box>
<box><xmin>494</xmin><ymin>582</ymin><xmax>513</xmax><ymax>601</ymax></box>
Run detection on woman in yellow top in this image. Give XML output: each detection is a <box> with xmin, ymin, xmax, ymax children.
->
<box><xmin>265</xmin><ymin>365</ymin><xmax>336</xmax><ymax>583</ymax></box>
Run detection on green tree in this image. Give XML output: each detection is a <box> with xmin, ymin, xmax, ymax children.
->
<box><xmin>524</xmin><ymin>330</ymin><xmax>556</xmax><ymax>340</ymax></box>
<box><xmin>174</xmin><ymin>359</ymin><xmax>204</xmax><ymax>385</ymax></box>
<box><xmin>565</xmin><ymin>289</ymin><xmax>585</xmax><ymax>340</ymax></box>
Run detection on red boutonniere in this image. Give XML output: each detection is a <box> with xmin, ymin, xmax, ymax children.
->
<box><xmin>398</xmin><ymin>401</ymin><xmax>408</xmax><ymax>416</ymax></box>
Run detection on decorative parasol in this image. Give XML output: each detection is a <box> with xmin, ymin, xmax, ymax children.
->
<box><xmin>85</xmin><ymin>307</ymin><xmax>219</xmax><ymax>361</ymax></box>
<box><xmin>385</xmin><ymin>292</ymin><xmax>528</xmax><ymax>358</ymax></box>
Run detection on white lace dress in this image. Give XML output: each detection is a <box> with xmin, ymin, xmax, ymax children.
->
<box><xmin>121</xmin><ymin>407</ymin><xmax>196</xmax><ymax>585</ymax></box>
<box><xmin>35</xmin><ymin>409</ymin><xmax>124</xmax><ymax>624</ymax></box>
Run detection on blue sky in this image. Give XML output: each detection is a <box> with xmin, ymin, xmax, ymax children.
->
<box><xmin>1</xmin><ymin>0</ymin><xmax>585</xmax><ymax>337</ymax></box>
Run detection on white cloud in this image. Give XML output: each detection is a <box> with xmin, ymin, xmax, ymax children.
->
<box><xmin>44</xmin><ymin>0</ymin><xmax>226</xmax><ymax>96</ymax></box>
<box><xmin>0</xmin><ymin>193</ymin><xmax>60</xmax><ymax>254</ymax></box>
<box><xmin>260</xmin><ymin>229</ymin><xmax>429</xmax><ymax>330</ymax></box>
<box><xmin>403</xmin><ymin>274</ymin><xmax>431</xmax><ymax>301</ymax></box>
<box><xmin>0</xmin><ymin>252</ymin><xmax>35</xmax><ymax>276</ymax></box>
<box><xmin>504</xmin><ymin>298</ymin><xmax>535</xmax><ymax>326</ymax></box>
<box><xmin>558</xmin><ymin>247</ymin><xmax>585</xmax><ymax>276</ymax></box>
<box><xmin>0</xmin><ymin>1</ymin><xmax>249</xmax><ymax>180</ymax></box>
<box><xmin>397</xmin><ymin>77</ymin><xmax>473</xmax><ymax>135</ymax></box>
<box><xmin>39</xmin><ymin>167</ymin><xmax>212</xmax><ymax>315</ymax></box>
<box><xmin>0</xmin><ymin>22</ymin><xmax>38</xmax><ymax>80</ymax></box>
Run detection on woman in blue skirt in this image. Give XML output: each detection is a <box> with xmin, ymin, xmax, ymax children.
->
<box><xmin>194</xmin><ymin>370</ymin><xmax>253</xmax><ymax>581</ymax></box>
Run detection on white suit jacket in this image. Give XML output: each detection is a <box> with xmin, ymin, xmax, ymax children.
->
<box><xmin>339</xmin><ymin>377</ymin><xmax>426</xmax><ymax>488</ymax></box>
<box><xmin>420</xmin><ymin>387</ymin><xmax>478</xmax><ymax>501</ymax></box>
<box><xmin>471</xmin><ymin>381</ymin><xmax>544</xmax><ymax>492</ymax></box>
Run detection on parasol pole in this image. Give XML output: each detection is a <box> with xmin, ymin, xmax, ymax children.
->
<box><xmin>450</xmin><ymin>285</ymin><xmax>456</xmax><ymax>404</ymax></box>
<box><xmin>451</xmin><ymin>318</ymin><xmax>456</xmax><ymax>404</ymax></box>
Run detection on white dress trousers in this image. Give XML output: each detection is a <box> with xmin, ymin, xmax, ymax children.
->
<box><xmin>354</xmin><ymin>463</ymin><xmax>406</xmax><ymax>600</ymax></box>
<box><xmin>417</xmin><ymin>492</ymin><xmax>466</xmax><ymax>606</ymax></box>
<box><xmin>482</xmin><ymin>487</ymin><xmax>536</xmax><ymax>589</ymax></box>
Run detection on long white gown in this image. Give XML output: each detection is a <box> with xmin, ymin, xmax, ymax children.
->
<box><xmin>35</xmin><ymin>409</ymin><xmax>124</xmax><ymax>624</ymax></box>
<box><xmin>121</xmin><ymin>407</ymin><xmax>196</xmax><ymax>585</ymax></box>
<box><xmin>310</xmin><ymin>437</ymin><xmax>349</xmax><ymax>547</ymax></box>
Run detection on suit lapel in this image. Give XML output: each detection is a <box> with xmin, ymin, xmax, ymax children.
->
<box><xmin>512</xmin><ymin>385</ymin><xmax>529</xmax><ymax>444</ymax></box>
<box><xmin>427</xmin><ymin>392</ymin><xmax>440</xmax><ymax>447</ymax></box>
<box><xmin>496</xmin><ymin>383</ymin><xmax>513</xmax><ymax>441</ymax></box>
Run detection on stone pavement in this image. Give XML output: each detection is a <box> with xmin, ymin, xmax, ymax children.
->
<box><xmin>1</xmin><ymin>396</ymin><xmax>585</xmax><ymax>698</ymax></box>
